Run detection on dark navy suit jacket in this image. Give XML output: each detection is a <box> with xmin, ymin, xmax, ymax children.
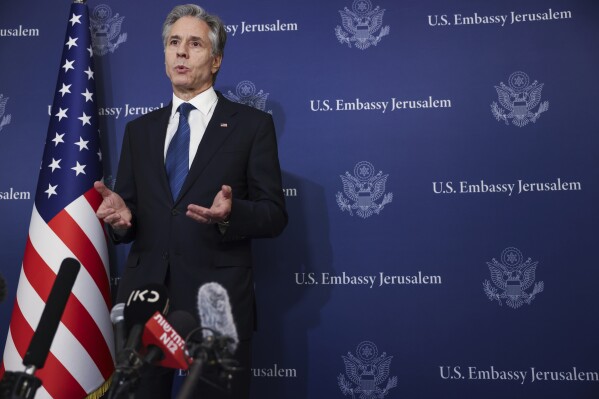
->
<box><xmin>112</xmin><ymin>92</ymin><xmax>287</xmax><ymax>339</ymax></box>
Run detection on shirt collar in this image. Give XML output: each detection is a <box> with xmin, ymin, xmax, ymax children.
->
<box><xmin>170</xmin><ymin>87</ymin><xmax>218</xmax><ymax>118</ymax></box>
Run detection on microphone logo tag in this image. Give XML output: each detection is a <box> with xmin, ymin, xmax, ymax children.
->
<box><xmin>127</xmin><ymin>289</ymin><xmax>160</xmax><ymax>305</ymax></box>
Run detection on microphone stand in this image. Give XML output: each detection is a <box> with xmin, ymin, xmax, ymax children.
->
<box><xmin>0</xmin><ymin>367</ymin><xmax>42</xmax><ymax>399</ymax></box>
<box><xmin>176</xmin><ymin>328</ymin><xmax>240</xmax><ymax>399</ymax></box>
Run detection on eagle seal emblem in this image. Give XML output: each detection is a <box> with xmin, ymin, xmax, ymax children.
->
<box><xmin>335</xmin><ymin>0</ymin><xmax>390</xmax><ymax>50</ymax></box>
<box><xmin>491</xmin><ymin>71</ymin><xmax>549</xmax><ymax>127</ymax></box>
<box><xmin>223</xmin><ymin>80</ymin><xmax>272</xmax><ymax>114</ymax></box>
<box><xmin>336</xmin><ymin>161</ymin><xmax>393</xmax><ymax>218</ymax></box>
<box><xmin>0</xmin><ymin>94</ymin><xmax>12</xmax><ymax>132</ymax></box>
<box><xmin>338</xmin><ymin>341</ymin><xmax>398</xmax><ymax>399</ymax></box>
<box><xmin>90</xmin><ymin>4</ymin><xmax>127</xmax><ymax>56</ymax></box>
<box><xmin>483</xmin><ymin>247</ymin><xmax>544</xmax><ymax>308</ymax></box>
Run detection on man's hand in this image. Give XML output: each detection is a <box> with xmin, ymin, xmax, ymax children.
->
<box><xmin>186</xmin><ymin>185</ymin><xmax>232</xmax><ymax>224</ymax></box>
<box><xmin>94</xmin><ymin>181</ymin><xmax>132</xmax><ymax>230</ymax></box>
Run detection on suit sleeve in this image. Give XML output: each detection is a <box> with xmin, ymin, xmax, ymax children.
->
<box><xmin>108</xmin><ymin>122</ymin><xmax>138</xmax><ymax>244</ymax></box>
<box><xmin>222</xmin><ymin>113</ymin><xmax>287</xmax><ymax>240</ymax></box>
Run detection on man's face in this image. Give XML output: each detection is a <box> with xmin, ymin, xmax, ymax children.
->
<box><xmin>164</xmin><ymin>16</ymin><xmax>222</xmax><ymax>99</ymax></box>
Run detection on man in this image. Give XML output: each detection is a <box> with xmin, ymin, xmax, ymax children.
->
<box><xmin>94</xmin><ymin>4</ymin><xmax>287</xmax><ymax>398</ymax></box>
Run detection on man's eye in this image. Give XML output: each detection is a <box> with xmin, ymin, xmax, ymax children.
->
<box><xmin>169</xmin><ymin>39</ymin><xmax>179</xmax><ymax>45</ymax></box>
<box><xmin>190</xmin><ymin>41</ymin><xmax>200</xmax><ymax>47</ymax></box>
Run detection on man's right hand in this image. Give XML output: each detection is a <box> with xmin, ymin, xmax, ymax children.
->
<box><xmin>94</xmin><ymin>181</ymin><xmax>132</xmax><ymax>230</ymax></box>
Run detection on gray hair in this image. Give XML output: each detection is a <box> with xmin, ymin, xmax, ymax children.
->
<box><xmin>162</xmin><ymin>4</ymin><xmax>227</xmax><ymax>80</ymax></box>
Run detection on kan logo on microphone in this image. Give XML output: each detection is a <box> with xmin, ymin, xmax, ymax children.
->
<box><xmin>338</xmin><ymin>340</ymin><xmax>398</xmax><ymax>398</ymax></box>
<box><xmin>127</xmin><ymin>288</ymin><xmax>161</xmax><ymax>305</ymax></box>
<box><xmin>483</xmin><ymin>247</ymin><xmax>544</xmax><ymax>308</ymax></box>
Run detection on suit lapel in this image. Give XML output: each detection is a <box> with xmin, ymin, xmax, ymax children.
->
<box><xmin>147</xmin><ymin>103</ymin><xmax>173</xmax><ymax>203</ymax></box>
<box><xmin>177</xmin><ymin>93</ymin><xmax>237</xmax><ymax>201</ymax></box>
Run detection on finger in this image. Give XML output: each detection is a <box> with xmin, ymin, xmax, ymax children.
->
<box><xmin>94</xmin><ymin>181</ymin><xmax>112</xmax><ymax>198</ymax></box>
<box><xmin>221</xmin><ymin>185</ymin><xmax>232</xmax><ymax>198</ymax></box>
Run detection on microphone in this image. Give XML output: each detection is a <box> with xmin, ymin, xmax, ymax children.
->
<box><xmin>0</xmin><ymin>271</ymin><xmax>7</xmax><ymax>303</ymax></box>
<box><xmin>0</xmin><ymin>258</ymin><xmax>80</xmax><ymax>399</ymax></box>
<box><xmin>176</xmin><ymin>282</ymin><xmax>240</xmax><ymax>399</ymax></box>
<box><xmin>119</xmin><ymin>283</ymin><xmax>170</xmax><ymax>363</ymax></box>
<box><xmin>108</xmin><ymin>284</ymin><xmax>170</xmax><ymax>399</ymax></box>
<box><xmin>110</xmin><ymin>303</ymin><xmax>126</xmax><ymax>354</ymax></box>
<box><xmin>139</xmin><ymin>310</ymin><xmax>197</xmax><ymax>370</ymax></box>
<box><xmin>197</xmin><ymin>282</ymin><xmax>239</xmax><ymax>353</ymax></box>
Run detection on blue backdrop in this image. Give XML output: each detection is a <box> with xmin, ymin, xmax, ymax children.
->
<box><xmin>1</xmin><ymin>0</ymin><xmax>598</xmax><ymax>397</ymax></box>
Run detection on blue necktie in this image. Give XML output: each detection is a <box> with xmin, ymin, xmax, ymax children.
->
<box><xmin>166</xmin><ymin>102</ymin><xmax>195</xmax><ymax>200</ymax></box>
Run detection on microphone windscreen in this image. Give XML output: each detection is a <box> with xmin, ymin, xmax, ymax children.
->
<box><xmin>22</xmin><ymin>258</ymin><xmax>81</xmax><ymax>369</ymax></box>
<box><xmin>197</xmin><ymin>282</ymin><xmax>238</xmax><ymax>353</ymax></box>
<box><xmin>123</xmin><ymin>283</ymin><xmax>170</xmax><ymax>333</ymax></box>
<box><xmin>110</xmin><ymin>302</ymin><xmax>125</xmax><ymax>324</ymax></box>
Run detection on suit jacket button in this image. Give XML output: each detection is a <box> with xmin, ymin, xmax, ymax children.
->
<box><xmin>171</xmin><ymin>208</ymin><xmax>180</xmax><ymax>216</ymax></box>
<box><xmin>162</xmin><ymin>252</ymin><xmax>169</xmax><ymax>260</ymax></box>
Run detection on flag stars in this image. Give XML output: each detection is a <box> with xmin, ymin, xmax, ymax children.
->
<box><xmin>69</xmin><ymin>13</ymin><xmax>82</xmax><ymax>26</ymax></box>
<box><xmin>75</xmin><ymin>137</ymin><xmax>89</xmax><ymax>151</ymax></box>
<box><xmin>71</xmin><ymin>161</ymin><xmax>86</xmax><ymax>176</ymax></box>
<box><xmin>62</xmin><ymin>59</ymin><xmax>75</xmax><ymax>73</ymax></box>
<box><xmin>48</xmin><ymin>158</ymin><xmax>62</xmax><ymax>172</ymax></box>
<box><xmin>87</xmin><ymin>46</ymin><xmax>93</xmax><ymax>57</ymax></box>
<box><xmin>97</xmin><ymin>149</ymin><xmax>103</xmax><ymax>161</ymax></box>
<box><xmin>84</xmin><ymin>67</ymin><xmax>94</xmax><ymax>80</ymax></box>
<box><xmin>65</xmin><ymin>36</ymin><xmax>78</xmax><ymax>49</ymax></box>
<box><xmin>78</xmin><ymin>112</ymin><xmax>92</xmax><ymax>126</ymax></box>
<box><xmin>58</xmin><ymin>83</ymin><xmax>72</xmax><ymax>97</ymax></box>
<box><xmin>55</xmin><ymin>108</ymin><xmax>68</xmax><ymax>121</ymax></box>
<box><xmin>45</xmin><ymin>184</ymin><xmax>58</xmax><ymax>198</ymax></box>
<box><xmin>81</xmin><ymin>88</ymin><xmax>94</xmax><ymax>102</ymax></box>
<box><xmin>52</xmin><ymin>132</ymin><xmax>65</xmax><ymax>146</ymax></box>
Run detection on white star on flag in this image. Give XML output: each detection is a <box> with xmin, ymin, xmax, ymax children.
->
<box><xmin>78</xmin><ymin>112</ymin><xmax>92</xmax><ymax>126</ymax></box>
<box><xmin>71</xmin><ymin>161</ymin><xmax>86</xmax><ymax>176</ymax></box>
<box><xmin>81</xmin><ymin>88</ymin><xmax>94</xmax><ymax>102</ymax></box>
<box><xmin>52</xmin><ymin>132</ymin><xmax>65</xmax><ymax>146</ymax></box>
<box><xmin>62</xmin><ymin>59</ymin><xmax>75</xmax><ymax>72</ymax></box>
<box><xmin>66</xmin><ymin>36</ymin><xmax>78</xmax><ymax>49</ymax></box>
<box><xmin>75</xmin><ymin>136</ymin><xmax>89</xmax><ymax>151</ymax></box>
<box><xmin>48</xmin><ymin>158</ymin><xmax>61</xmax><ymax>172</ymax></box>
<box><xmin>59</xmin><ymin>83</ymin><xmax>72</xmax><ymax>97</ymax></box>
<box><xmin>84</xmin><ymin>67</ymin><xmax>94</xmax><ymax>80</ymax></box>
<box><xmin>44</xmin><ymin>183</ymin><xmax>58</xmax><ymax>198</ymax></box>
<box><xmin>69</xmin><ymin>13</ymin><xmax>82</xmax><ymax>26</ymax></box>
<box><xmin>55</xmin><ymin>108</ymin><xmax>68</xmax><ymax>121</ymax></box>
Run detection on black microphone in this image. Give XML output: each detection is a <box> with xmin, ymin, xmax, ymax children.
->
<box><xmin>110</xmin><ymin>303</ymin><xmax>126</xmax><ymax>354</ymax></box>
<box><xmin>0</xmin><ymin>258</ymin><xmax>80</xmax><ymax>399</ymax></box>
<box><xmin>176</xmin><ymin>282</ymin><xmax>240</xmax><ymax>399</ymax></box>
<box><xmin>0</xmin><ymin>271</ymin><xmax>7</xmax><ymax>303</ymax></box>
<box><xmin>108</xmin><ymin>284</ymin><xmax>170</xmax><ymax>399</ymax></box>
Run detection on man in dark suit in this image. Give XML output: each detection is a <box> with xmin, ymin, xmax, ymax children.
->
<box><xmin>94</xmin><ymin>4</ymin><xmax>287</xmax><ymax>398</ymax></box>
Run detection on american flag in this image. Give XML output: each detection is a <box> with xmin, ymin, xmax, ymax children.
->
<box><xmin>1</xmin><ymin>2</ymin><xmax>115</xmax><ymax>398</ymax></box>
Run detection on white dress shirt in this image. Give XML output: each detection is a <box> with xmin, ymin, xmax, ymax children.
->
<box><xmin>164</xmin><ymin>87</ymin><xmax>219</xmax><ymax>168</ymax></box>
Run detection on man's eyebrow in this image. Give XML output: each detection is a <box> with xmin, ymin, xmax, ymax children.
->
<box><xmin>168</xmin><ymin>34</ymin><xmax>204</xmax><ymax>43</ymax></box>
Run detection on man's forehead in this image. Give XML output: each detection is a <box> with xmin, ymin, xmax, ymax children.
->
<box><xmin>169</xmin><ymin>16</ymin><xmax>209</xmax><ymax>36</ymax></box>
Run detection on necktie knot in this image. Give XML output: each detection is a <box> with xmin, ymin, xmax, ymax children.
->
<box><xmin>178</xmin><ymin>102</ymin><xmax>195</xmax><ymax>119</ymax></box>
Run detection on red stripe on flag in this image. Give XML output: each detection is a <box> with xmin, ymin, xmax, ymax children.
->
<box><xmin>10</xmin><ymin>296</ymin><xmax>87</xmax><ymax>399</ymax></box>
<box><xmin>84</xmin><ymin>187</ymin><xmax>111</xmax><ymax>242</ymax></box>
<box><xmin>47</xmin><ymin>207</ymin><xmax>111</xmax><ymax>308</ymax></box>
<box><xmin>22</xmin><ymin>239</ymin><xmax>114</xmax><ymax>379</ymax></box>
<box><xmin>84</xmin><ymin>187</ymin><xmax>102</xmax><ymax>211</ymax></box>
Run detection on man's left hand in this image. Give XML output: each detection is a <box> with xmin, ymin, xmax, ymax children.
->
<box><xmin>186</xmin><ymin>185</ymin><xmax>232</xmax><ymax>224</ymax></box>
